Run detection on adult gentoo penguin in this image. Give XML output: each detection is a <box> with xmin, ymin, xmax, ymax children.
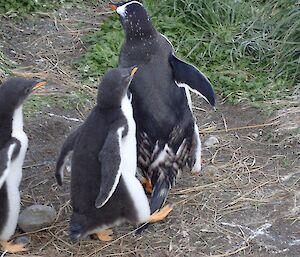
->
<box><xmin>55</xmin><ymin>67</ymin><xmax>171</xmax><ymax>242</ymax></box>
<box><xmin>110</xmin><ymin>1</ymin><xmax>215</xmax><ymax>215</ymax></box>
<box><xmin>0</xmin><ymin>78</ymin><xmax>46</xmax><ymax>253</ymax></box>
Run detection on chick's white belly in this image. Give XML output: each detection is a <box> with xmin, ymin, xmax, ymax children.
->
<box><xmin>120</xmin><ymin>96</ymin><xmax>150</xmax><ymax>222</ymax></box>
<box><xmin>0</xmin><ymin>181</ymin><xmax>21</xmax><ymax>240</ymax></box>
<box><xmin>0</xmin><ymin>133</ymin><xmax>28</xmax><ymax>240</ymax></box>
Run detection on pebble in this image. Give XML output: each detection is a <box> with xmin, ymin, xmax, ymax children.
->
<box><xmin>204</xmin><ymin>136</ymin><xmax>219</xmax><ymax>147</ymax></box>
<box><xmin>18</xmin><ymin>205</ymin><xmax>56</xmax><ymax>232</ymax></box>
<box><xmin>13</xmin><ymin>236</ymin><xmax>31</xmax><ymax>246</ymax></box>
<box><xmin>250</xmin><ymin>133</ymin><xmax>259</xmax><ymax>138</ymax></box>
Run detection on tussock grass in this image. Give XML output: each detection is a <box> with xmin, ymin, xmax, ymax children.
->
<box><xmin>78</xmin><ymin>0</ymin><xmax>300</xmax><ymax>104</ymax></box>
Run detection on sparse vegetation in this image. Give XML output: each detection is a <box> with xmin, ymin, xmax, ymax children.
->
<box><xmin>0</xmin><ymin>0</ymin><xmax>59</xmax><ymax>14</ymax></box>
<box><xmin>77</xmin><ymin>0</ymin><xmax>300</xmax><ymax>104</ymax></box>
<box><xmin>0</xmin><ymin>2</ymin><xmax>299</xmax><ymax>257</ymax></box>
<box><xmin>24</xmin><ymin>90</ymin><xmax>92</xmax><ymax>115</ymax></box>
<box><xmin>0</xmin><ymin>50</ymin><xmax>15</xmax><ymax>76</ymax></box>
<box><xmin>0</xmin><ymin>0</ymin><xmax>102</xmax><ymax>15</ymax></box>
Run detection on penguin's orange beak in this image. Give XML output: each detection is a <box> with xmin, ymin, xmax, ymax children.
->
<box><xmin>109</xmin><ymin>4</ymin><xmax>117</xmax><ymax>11</ymax></box>
<box><xmin>32</xmin><ymin>81</ymin><xmax>47</xmax><ymax>90</ymax></box>
<box><xmin>131</xmin><ymin>67</ymin><xmax>138</xmax><ymax>77</ymax></box>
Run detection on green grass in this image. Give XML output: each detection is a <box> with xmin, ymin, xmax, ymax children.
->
<box><xmin>0</xmin><ymin>0</ymin><xmax>59</xmax><ymax>14</ymax></box>
<box><xmin>77</xmin><ymin>0</ymin><xmax>300</xmax><ymax>104</ymax></box>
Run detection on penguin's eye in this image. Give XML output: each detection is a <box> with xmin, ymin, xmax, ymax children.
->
<box><xmin>24</xmin><ymin>87</ymin><xmax>31</xmax><ymax>94</ymax></box>
<box><xmin>123</xmin><ymin>76</ymin><xmax>131</xmax><ymax>84</ymax></box>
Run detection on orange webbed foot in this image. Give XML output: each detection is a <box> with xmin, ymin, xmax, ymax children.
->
<box><xmin>95</xmin><ymin>229</ymin><xmax>114</xmax><ymax>242</ymax></box>
<box><xmin>148</xmin><ymin>205</ymin><xmax>173</xmax><ymax>223</ymax></box>
<box><xmin>0</xmin><ymin>240</ymin><xmax>28</xmax><ymax>253</ymax></box>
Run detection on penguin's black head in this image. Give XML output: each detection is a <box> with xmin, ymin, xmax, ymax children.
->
<box><xmin>97</xmin><ymin>66</ymin><xmax>138</xmax><ymax>108</ymax></box>
<box><xmin>0</xmin><ymin>78</ymin><xmax>46</xmax><ymax>114</ymax></box>
<box><xmin>110</xmin><ymin>1</ymin><xmax>156</xmax><ymax>40</ymax></box>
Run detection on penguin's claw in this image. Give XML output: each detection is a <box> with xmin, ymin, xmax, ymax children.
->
<box><xmin>141</xmin><ymin>177</ymin><xmax>153</xmax><ymax>194</ymax></box>
<box><xmin>191</xmin><ymin>159</ymin><xmax>203</xmax><ymax>175</ymax></box>
<box><xmin>148</xmin><ymin>205</ymin><xmax>173</xmax><ymax>223</ymax></box>
<box><xmin>191</xmin><ymin>170</ymin><xmax>201</xmax><ymax>176</ymax></box>
<box><xmin>0</xmin><ymin>240</ymin><xmax>28</xmax><ymax>253</ymax></box>
<box><xmin>95</xmin><ymin>229</ymin><xmax>114</xmax><ymax>242</ymax></box>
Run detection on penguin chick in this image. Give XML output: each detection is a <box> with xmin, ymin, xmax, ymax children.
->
<box><xmin>110</xmin><ymin>1</ymin><xmax>215</xmax><ymax>222</ymax></box>
<box><xmin>0</xmin><ymin>78</ymin><xmax>46</xmax><ymax>253</ymax></box>
<box><xmin>55</xmin><ymin>67</ymin><xmax>172</xmax><ymax>242</ymax></box>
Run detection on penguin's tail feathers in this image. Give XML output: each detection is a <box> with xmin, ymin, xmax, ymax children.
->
<box><xmin>55</xmin><ymin>151</ymin><xmax>72</xmax><ymax>186</ymax></box>
<box><xmin>55</xmin><ymin>126</ymin><xmax>80</xmax><ymax>186</ymax></box>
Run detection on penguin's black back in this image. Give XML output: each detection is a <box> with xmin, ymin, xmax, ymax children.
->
<box><xmin>70</xmin><ymin>106</ymin><xmax>138</xmax><ymax>235</ymax></box>
<box><xmin>120</xmin><ymin>35</ymin><xmax>194</xmax><ymax>147</ymax></box>
<box><xmin>71</xmin><ymin>107</ymin><xmax>119</xmax><ymax>210</ymax></box>
<box><xmin>0</xmin><ymin>86</ymin><xmax>13</xmax><ymax>149</ymax></box>
<box><xmin>0</xmin><ymin>116</ymin><xmax>12</xmax><ymax>150</ymax></box>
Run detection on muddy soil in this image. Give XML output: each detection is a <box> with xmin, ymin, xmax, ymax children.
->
<box><xmin>0</xmin><ymin>2</ymin><xmax>299</xmax><ymax>257</ymax></box>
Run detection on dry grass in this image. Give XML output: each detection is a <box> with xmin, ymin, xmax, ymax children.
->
<box><xmin>13</xmin><ymin>98</ymin><xmax>299</xmax><ymax>256</ymax></box>
<box><xmin>0</xmin><ymin>2</ymin><xmax>299</xmax><ymax>257</ymax></box>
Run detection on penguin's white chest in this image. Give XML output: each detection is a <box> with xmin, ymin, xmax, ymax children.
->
<box><xmin>120</xmin><ymin>96</ymin><xmax>137</xmax><ymax>174</ymax></box>
<box><xmin>0</xmin><ymin>106</ymin><xmax>28</xmax><ymax>240</ymax></box>
<box><xmin>119</xmin><ymin>96</ymin><xmax>150</xmax><ymax>223</ymax></box>
<box><xmin>10</xmin><ymin>106</ymin><xmax>28</xmax><ymax>185</ymax></box>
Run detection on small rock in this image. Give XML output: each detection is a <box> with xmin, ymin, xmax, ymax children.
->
<box><xmin>250</xmin><ymin>133</ymin><xmax>259</xmax><ymax>138</ymax></box>
<box><xmin>182</xmin><ymin>231</ymin><xmax>188</xmax><ymax>237</ymax></box>
<box><xmin>13</xmin><ymin>236</ymin><xmax>30</xmax><ymax>246</ymax></box>
<box><xmin>18</xmin><ymin>205</ymin><xmax>56</xmax><ymax>232</ymax></box>
<box><xmin>204</xmin><ymin>136</ymin><xmax>219</xmax><ymax>147</ymax></box>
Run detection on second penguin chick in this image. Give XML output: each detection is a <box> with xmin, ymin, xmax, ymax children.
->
<box><xmin>0</xmin><ymin>78</ymin><xmax>46</xmax><ymax>253</ymax></box>
<box><xmin>55</xmin><ymin>67</ymin><xmax>171</xmax><ymax>242</ymax></box>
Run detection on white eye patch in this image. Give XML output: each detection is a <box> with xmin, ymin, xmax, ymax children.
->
<box><xmin>117</xmin><ymin>1</ymin><xmax>143</xmax><ymax>17</ymax></box>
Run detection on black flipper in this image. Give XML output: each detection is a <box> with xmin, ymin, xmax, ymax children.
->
<box><xmin>55</xmin><ymin>126</ymin><xmax>81</xmax><ymax>186</ymax></box>
<box><xmin>95</xmin><ymin>125</ymin><xmax>126</xmax><ymax>209</ymax></box>
<box><xmin>169</xmin><ymin>54</ymin><xmax>215</xmax><ymax>106</ymax></box>
<box><xmin>0</xmin><ymin>138</ymin><xmax>21</xmax><ymax>188</ymax></box>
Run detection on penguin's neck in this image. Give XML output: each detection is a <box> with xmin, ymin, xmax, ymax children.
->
<box><xmin>125</xmin><ymin>29</ymin><xmax>156</xmax><ymax>43</ymax></box>
<box><xmin>121</xmin><ymin>94</ymin><xmax>133</xmax><ymax>117</ymax></box>
<box><xmin>11</xmin><ymin>105</ymin><xmax>24</xmax><ymax>137</ymax></box>
<box><xmin>124</xmin><ymin>18</ymin><xmax>156</xmax><ymax>43</ymax></box>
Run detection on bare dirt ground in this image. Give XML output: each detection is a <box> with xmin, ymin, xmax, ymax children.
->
<box><xmin>0</xmin><ymin>2</ymin><xmax>299</xmax><ymax>257</ymax></box>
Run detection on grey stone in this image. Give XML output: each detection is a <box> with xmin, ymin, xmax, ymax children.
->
<box><xmin>13</xmin><ymin>236</ymin><xmax>30</xmax><ymax>246</ymax></box>
<box><xmin>204</xmin><ymin>136</ymin><xmax>219</xmax><ymax>147</ymax></box>
<box><xmin>18</xmin><ymin>205</ymin><xmax>56</xmax><ymax>232</ymax></box>
<box><xmin>250</xmin><ymin>133</ymin><xmax>259</xmax><ymax>138</ymax></box>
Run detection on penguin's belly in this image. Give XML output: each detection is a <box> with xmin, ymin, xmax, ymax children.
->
<box><xmin>0</xmin><ymin>181</ymin><xmax>21</xmax><ymax>240</ymax></box>
<box><xmin>120</xmin><ymin>134</ymin><xmax>150</xmax><ymax>223</ymax></box>
<box><xmin>10</xmin><ymin>132</ymin><xmax>28</xmax><ymax>185</ymax></box>
<box><xmin>0</xmin><ymin>133</ymin><xmax>28</xmax><ymax>240</ymax></box>
<box><xmin>120</xmin><ymin>97</ymin><xmax>150</xmax><ymax>223</ymax></box>
<box><xmin>121</xmin><ymin>97</ymin><xmax>137</xmax><ymax>175</ymax></box>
